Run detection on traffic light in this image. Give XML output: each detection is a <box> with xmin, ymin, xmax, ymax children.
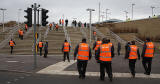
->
<box><xmin>24</xmin><ymin>8</ymin><xmax>32</xmax><ymax>27</ymax></box>
<box><xmin>42</xmin><ymin>9</ymin><xmax>49</xmax><ymax>26</ymax></box>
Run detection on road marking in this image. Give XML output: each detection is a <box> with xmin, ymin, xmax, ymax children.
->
<box><xmin>6</xmin><ymin>61</ymin><xmax>19</xmax><ymax>63</ymax></box>
<box><xmin>37</xmin><ymin>60</ymin><xmax>160</xmax><ymax>79</ymax></box>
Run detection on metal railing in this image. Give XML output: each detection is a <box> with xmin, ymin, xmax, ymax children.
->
<box><xmin>0</xmin><ymin>25</ymin><xmax>19</xmax><ymax>49</ymax></box>
<box><xmin>63</xmin><ymin>26</ymin><xmax>72</xmax><ymax>47</ymax></box>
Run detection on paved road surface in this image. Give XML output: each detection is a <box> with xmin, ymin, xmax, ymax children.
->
<box><xmin>0</xmin><ymin>71</ymin><xmax>160</xmax><ymax>84</ymax></box>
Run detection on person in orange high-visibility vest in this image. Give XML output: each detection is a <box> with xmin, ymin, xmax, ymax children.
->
<box><xmin>18</xmin><ymin>29</ymin><xmax>21</xmax><ymax>38</ymax></box>
<box><xmin>20</xmin><ymin>30</ymin><xmax>24</xmax><ymax>40</ymax></box>
<box><xmin>49</xmin><ymin>23</ymin><xmax>52</xmax><ymax>30</ymax></box>
<box><xmin>93</xmin><ymin>38</ymin><xmax>102</xmax><ymax>60</ymax></box>
<box><xmin>62</xmin><ymin>40</ymin><xmax>71</xmax><ymax>62</ymax></box>
<box><xmin>25</xmin><ymin>24</ymin><xmax>28</xmax><ymax>31</ymax></box>
<box><xmin>74</xmin><ymin>38</ymin><xmax>92</xmax><ymax>79</ymax></box>
<box><xmin>96</xmin><ymin>38</ymin><xmax>114</xmax><ymax>82</ymax></box>
<box><xmin>141</xmin><ymin>38</ymin><xmax>155</xmax><ymax>75</ymax></box>
<box><xmin>125</xmin><ymin>41</ymin><xmax>140</xmax><ymax>78</ymax></box>
<box><xmin>38</xmin><ymin>40</ymin><xmax>43</xmax><ymax>56</ymax></box>
<box><xmin>9</xmin><ymin>39</ymin><xmax>16</xmax><ymax>54</ymax></box>
<box><xmin>62</xmin><ymin>19</ymin><xmax>64</xmax><ymax>26</ymax></box>
<box><xmin>55</xmin><ymin>24</ymin><xmax>59</xmax><ymax>31</ymax></box>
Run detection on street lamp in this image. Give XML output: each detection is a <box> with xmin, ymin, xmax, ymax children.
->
<box><xmin>86</xmin><ymin>8</ymin><xmax>95</xmax><ymax>43</ymax></box>
<box><xmin>131</xmin><ymin>3</ymin><xmax>135</xmax><ymax>20</ymax></box>
<box><xmin>106</xmin><ymin>9</ymin><xmax>109</xmax><ymax>20</ymax></box>
<box><xmin>18</xmin><ymin>9</ymin><xmax>22</xmax><ymax>27</ymax></box>
<box><xmin>151</xmin><ymin>6</ymin><xmax>155</xmax><ymax>17</ymax></box>
<box><xmin>124</xmin><ymin>11</ymin><xmax>128</xmax><ymax>21</ymax></box>
<box><xmin>0</xmin><ymin>8</ymin><xmax>7</xmax><ymax>32</ymax></box>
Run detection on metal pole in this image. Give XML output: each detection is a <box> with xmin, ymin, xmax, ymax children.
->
<box><xmin>98</xmin><ymin>2</ymin><xmax>100</xmax><ymax>23</ymax></box>
<box><xmin>151</xmin><ymin>6</ymin><xmax>155</xmax><ymax>17</ymax></box>
<box><xmin>18</xmin><ymin>9</ymin><xmax>22</xmax><ymax>28</ymax></box>
<box><xmin>132</xmin><ymin>4</ymin><xmax>135</xmax><ymax>20</ymax></box>
<box><xmin>33</xmin><ymin>3</ymin><xmax>37</xmax><ymax>69</ymax></box>
<box><xmin>89</xmin><ymin>11</ymin><xmax>92</xmax><ymax>43</ymax></box>
<box><xmin>106</xmin><ymin>9</ymin><xmax>109</xmax><ymax>20</ymax></box>
<box><xmin>2</xmin><ymin>10</ymin><xmax>4</xmax><ymax>32</ymax></box>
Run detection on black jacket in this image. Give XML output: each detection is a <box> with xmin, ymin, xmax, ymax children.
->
<box><xmin>95</xmin><ymin>43</ymin><xmax>115</xmax><ymax>61</ymax></box>
<box><xmin>125</xmin><ymin>45</ymin><xmax>140</xmax><ymax>59</ymax></box>
<box><xmin>74</xmin><ymin>42</ymin><xmax>92</xmax><ymax>60</ymax></box>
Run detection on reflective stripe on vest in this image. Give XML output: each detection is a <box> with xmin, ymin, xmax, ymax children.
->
<box><xmin>63</xmin><ymin>42</ymin><xmax>70</xmax><ymax>52</ymax></box>
<box><xmin>129</xmin><ymin>45</ymin><xmax>138</xmax><ymax>59</ymax></box>
<box><xmin>95</xmin><ymin>41</ymin><xmax>102</xmax><ymax>51</ymax></box>
<box><xmin>145</xmin><ymin>42</ymin><xmax>154</xmax><ymax>57</ymax></box>
<box><xmin>39</xmin><ymin>42</ymin><xmax>43</xmax><ymax>48</ymax></box>
<box><xmin>99</xmin><ymin>44</ymin><xmax>112</xmax><ymax>61</ymax></box>
<box><xmin>10</xmin><ymin>41</ymin><xmax>14</xmax><ymax>46</ymax></box>
<box><xmin>78</xmin><ymin>43</ymin><xmax>89</xmax><ymax>60</ymax></box>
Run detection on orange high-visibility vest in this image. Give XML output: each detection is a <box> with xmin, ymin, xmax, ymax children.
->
<box><xmin>129</xmin><ymin>45</ymin><xmax>138</xmax><ymax>59</ymax></box>
<box><xmin>144</xmin><ymin>42</ymin><xmax>154</xmax><ymax>57</ymax></box>
<box><xmin>18</xmin><ymin>30</ymin><xmax>21</xmax><ymax>35</ymax></box>
<box><xmin>108</xmin><ymin>42</ymin><xmax>113</xmax><ymax>47</ymax></box>
<box><xmin>9</xmin><ymin>41</ymin><xmax>14</xmax><ymax>46</ymax></box>
<box><xmin>78</xmin><ymin>43</ymin><xmax>89</xmax><ymax>60</ymax></box>
<box><xmin>63</xmin><ymin>42</ymin><xmax>70</xmax><ymax>52</ymax></box>
<box><xmin>62</xmin><ymin>19</ymin><xmax>64</xmax><ymax>24</ymax></box>
<box><xmin>39</xmin><ymin>42</ymin><xmax>43</xmax><ymax>48</ymax></box>
<box><xmin>99</xmin><ymin>44</ymin><xmax>112</xmax><ymax>61</ymax></box>
<box><xmin>56</xmin><ymin>24</ymin><xmax>59</xmax><ymax>29</ymax></box>
<box><xmin>20</xmin><ymin>30</ymin><xmax>23</xmax><ymax>35</ymax></box>
<box><xmin>93</xmin><ymin>32</ymin><xmax>96</xmax><ymax>36</ymax></box>
<box><xmin>49</xmin><ymin>24</ymin><xmax>52</xmax><ymax>27</ymax></box>
<box><xmin>95</xmin><ymin>41</ymin><xmax>102</xmax><ymax>51</ymax></box>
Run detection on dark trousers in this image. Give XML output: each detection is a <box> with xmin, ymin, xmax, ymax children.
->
<box><xmin>20</xmin><ymin>35</ymin><xmax>23</xmax><ymax>40</ymax></box>
<box><xmin>10</xmin><ymin>46</ymin><xmax>13</xmax><ymax>54</ymax></box>
<box><xmin>117</xmin><ymin>49</ymin><xmax>121</xmax><ymax>56</ymax></box>
<box><xmin>142</xmin><ymin>57</ymin><xmax>152</xmax><ymax>74</ymax></box>
<box><xmin>63</xmin><ymin>52</ymin><xmax>70</xmax><ymax>62</ymax></box>
<box><xmin>77</xmin><ymin>60</ymin><xmax>88</xmax><ymax>78</ymax></box>
<box><xmin>56</xmin><ymin>28</ymin><xmax>58</xmax><ymax>31</ymax></box>
<box><xmin>39</xmin><ymin>47</ymin><xmax>42</xmax><ymax>56</ymax></box>
<box><xmin>44</xmin><ymin>50</ymin><xmax>48</xmax><ymax>58</ymax></box>
<box><xmin>100</xmin><ymin>62</ymin><xmax>113</xmax><ymax>80</ymax></box>
<box><xmin>129</xmin><ymin>59</ymin><xmax>136</xmax><ymax>76</ymax></box>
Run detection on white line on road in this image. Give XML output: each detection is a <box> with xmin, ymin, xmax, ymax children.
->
<box><xmin>37</xmin><ymin>60</ymin><xmax>160</xmax><ymax>79</ymax></box>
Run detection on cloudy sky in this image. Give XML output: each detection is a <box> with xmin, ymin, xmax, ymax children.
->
<box><xmin>0</xmin><ymin>0</ymin><xmax>160</xmax><ymax>24</ymax></box>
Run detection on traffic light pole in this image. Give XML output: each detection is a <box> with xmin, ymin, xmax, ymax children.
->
<box><xmin>33</xmin><ymin>3</ymin><xmax>37</xmax><ymax>69</ymax></box>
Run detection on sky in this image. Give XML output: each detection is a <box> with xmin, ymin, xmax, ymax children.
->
<box><xmin>0</xmin><ymin>0</ymin><xmax>160</xmax><ymax>24</ymax></box>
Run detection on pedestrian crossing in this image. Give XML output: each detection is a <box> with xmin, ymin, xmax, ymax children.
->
<box><xmin>37</xmin><ymin>60</ymin><xmax>160</xmax><ymax>78</ymax></box>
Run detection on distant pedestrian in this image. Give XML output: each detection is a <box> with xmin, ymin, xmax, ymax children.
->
<box><xmin>38</xmin><ymin>40</ymin><xmax>43</xmax><ymax>56</ymax></box>
<box><xmin>44</xmin><ymin>41</ymin><xmax>48</xmax><ymax>58</ymax></box>
<box><xmin>74</xmin><ymin>38</ymin><xmax>92</xmax><ymax>79</ymax></box>
<box><xmin>117</xmin><ymin>42</ymin><xmax>121</xmax><ymax>56</ymax></box>
<box><xmin>55</xmin><ymin>24</ymin><xmax>59</xmax><ymax>31</ymax></box>
<box><xmin>125</xmin><ymin>41</ymin><xmax>140</xmax><ymax>78</ymax></box>
<box><xmin>9</xmin><ymin>39</ymin><xmax>16</xmax><ymax>54</ymax></box>
<box><xmin>65</xmin><ymin>19</ymin><xmax>68</xmax><ymax>27</ymax></box>
<box><xmin>62</xmin><ymin>40</ymin><xmax>71</xmax><ymax>62</ymax></box>
<box><xmin>125</xmin><ymin>42</ymin><xmax>131</xmax><ymax>57</ymax></box>
<box><xmin>59</xmin><ymin>19</ymin><xmax>61</xmax><ymax>25</ymax></box>
<box><xmin>141</xmin><ymin>38</ymin><xmax>155</xmax><ymax>75</ymax></box>
<box><xmin>84</xmin><ymin>23</ymin><xmax>86</xmax><ymax>28</ymax></box>
<box><xmin>25</xmin><ymin>24</ymin><xmax>28</xmax><ymax>31</ymax></box>
<box><xmin>93</xmin><ymin>38</ymin><xmax>102</xmax><ymax>60</ymax></box>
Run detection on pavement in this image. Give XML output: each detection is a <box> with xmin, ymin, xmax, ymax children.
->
<box><xmin>0</xmin><ymin>71</ymin><xmax>160</xmax><ymax>84</ymax></box>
